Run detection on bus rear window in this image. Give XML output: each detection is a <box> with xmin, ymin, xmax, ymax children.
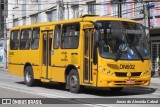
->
<box><xmin>10</xmin><ymin>30</ymin><xmax>19</xmax><ymax>50</ymax></box>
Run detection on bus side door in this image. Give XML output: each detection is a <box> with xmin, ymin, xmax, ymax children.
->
<box><xmin>83</xmin><ymin>29</ymin><xmax>94</xmax><ymax>84</ymax></box>
<box><xmin>41</xmin><ymin>31</ymin><xmax>53</xmax><ymax>79</ymax></box>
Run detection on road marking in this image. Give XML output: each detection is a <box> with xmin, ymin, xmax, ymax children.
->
<box><xmin>151</xmin><ymin>93</ymin><xmax>160</xmax><ymax>96</ymax></box>
<box><xmin>0</xmin><ymin>85</ymin><xmax>115</xmax><ymax>107</ymax></box>
<box><xmin>0</xmin><ymin>85</ymin><xmax>66</xmax><ymax>98</ymax></box>
<box><xmin>0</xmin><ymin>73</ymin><xmax>23</xmax><ymax>78</ymax></box>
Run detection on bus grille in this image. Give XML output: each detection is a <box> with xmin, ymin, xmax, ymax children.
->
<box><xmin>115</xmin><ymin>72</ymin><xmax>141</xmax><ymax>77</ymax></box>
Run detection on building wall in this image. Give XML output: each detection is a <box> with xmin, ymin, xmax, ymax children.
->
<box><xmin>6</xmin><ymin>0</ymin><xmax>160</xmax><ymax>28</ymax></box>
<box><xmin>5</xmin><ymin>0</ymin><xmax>160</xmax><ymax>75</ymax></box>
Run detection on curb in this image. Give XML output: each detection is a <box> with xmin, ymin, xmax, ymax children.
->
<box><xmin>0</xmin><ymin>68</ymin><xmax>8</xmax><ymax>71</ymax></box>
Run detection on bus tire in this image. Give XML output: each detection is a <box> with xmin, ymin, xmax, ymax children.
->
<box><xmin>68</xmin><ymin>69</ymin><xmax>81</xmax><ymax>93</ymax></box>
<box><xmin>24</xmin><ymin>66</ymin><xmax>36</xmax><ymax>86</ymax></box>
<box><xmin>109</xmin><ymin>87</ymin><xmax>123</xmax><ymax>92</ymax></box>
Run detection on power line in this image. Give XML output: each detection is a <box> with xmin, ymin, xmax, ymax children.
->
<box><xmin>4</xmin><ymin>1</ymin><xmax>160</xmax><ymax>25</ymax></box>
<box><xmin>4</xmin><ymin>4</ymin><xmax>145</xmax><ymax>25</ymax></box>
<box><xmin>0</xmin><ymin>3</ymin><xmax>57</xmax><ymax>5</ymax></box>
<box><xmin>1</xmin><ymin>0</ymin><xmax>160</xmax><ymax>5</ymax></box>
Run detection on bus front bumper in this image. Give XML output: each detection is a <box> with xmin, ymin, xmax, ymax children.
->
<box><xmin>97</xmin><ymin>75</ymin><xmax>151</xmax><ymax>87</ymax></box>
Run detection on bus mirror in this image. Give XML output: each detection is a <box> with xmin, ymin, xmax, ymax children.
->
<box><xmin>94</xmin><ymin>31</ymin><xmax>99</xmax><ymax>43</ymax></box>
<box><xmin>94</xmin><ymin>23</ymin><xmax>99</xmax><ymax>30</ymax></box>
<box><xmin>93</xmin><ymin>44</ymin><xmax>98</xmax><ymax>65</ymax></box>
<box><xmin>93</xmin><ymin>32</ymin><xmax>98</xmax><ymax>65</ymax></box>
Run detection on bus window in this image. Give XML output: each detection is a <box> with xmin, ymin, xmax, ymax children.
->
<box><xmin>31</xmin><ymin>28</ymin><xmax>40</xmax><ymax>50</ymax></box>
<box><xmin>61</xmin><ymin>23</ymin><xmax>80</xmax><ymax>49</ymax></box>
<box><xmin>10</xmin><ymin>30</ymin><xmax>19</xmax><ymax>50</ymax></box>
<box><xmin>20</xmin><ymin>29</ymin><xmax>31</xmax><ymax>50</ymax></box>
<box><xmin>53</xmin><ymin>25</ymin><xmax>61</xmax><ymax>49</ymax></box>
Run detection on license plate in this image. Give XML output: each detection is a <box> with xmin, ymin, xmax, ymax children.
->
<box><xmin>126</xmin><ymin>80</ymin><xmax>135</xmax><ymax>84</ymax></box>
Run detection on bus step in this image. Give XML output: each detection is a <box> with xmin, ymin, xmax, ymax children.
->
<box><xmin>40</xmin><ymin>78</ymin><xmax>50</xmax><ymax>82</ymax></box>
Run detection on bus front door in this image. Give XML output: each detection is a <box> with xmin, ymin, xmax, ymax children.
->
<box><xmin>41</xmin><ymin>31</ymin><xmax>53</xmax><ymax>79</ymax></box>
<box><xmin>83</xmin><ymin>29</ymin><xmax>94</xmax><ymax>84</ymax></box>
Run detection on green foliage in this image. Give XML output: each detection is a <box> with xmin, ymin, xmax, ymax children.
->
<box><xmin>158</xmin><ymin>60</ymin><xmax>160</xmax><ymax>66</ymax></box>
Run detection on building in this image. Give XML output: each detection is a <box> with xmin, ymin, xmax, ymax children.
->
<box><xmin>6</xmin><ymin>0</ymin><xmax>160</xmax><ymax>76</ymax></box>
<box><xmin>0</xmin><ymin>0</ymin><xmax>5</xmax><ymax>65</ymax></box>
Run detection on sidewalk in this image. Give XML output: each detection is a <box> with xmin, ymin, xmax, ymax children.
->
<box><xmin>151</xmin><ymin>77</ymin><xmax>160</xmax><ymax>84</ymax></box>
<box><xmin>0</xmin><ymin>62</ymin><xmax>4</xmax><ymax>68</ymax></box>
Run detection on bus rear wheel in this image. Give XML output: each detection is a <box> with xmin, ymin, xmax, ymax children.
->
<box><xmin>109</xmin><ymin>87</ymin><xmax>123</xmax><ymax>92</ymax></box>
<box><xmin>24</xmin><ymin>66</ymin><xmax>39</xmax><ymax>86</ymax></box>
<box><xmin>68</xmin><ymin>69</ymin><xmax>81</xmax><ymax>93</ymax></box>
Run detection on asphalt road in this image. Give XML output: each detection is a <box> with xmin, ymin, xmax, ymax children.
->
<box><xmin>0</xmin><ymin>69</ymin><xmax>160</xmax><ymax>107</ymax></box>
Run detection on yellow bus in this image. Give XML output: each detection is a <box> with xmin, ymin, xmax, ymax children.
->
<box><xmin>8</xmin><ymin>15</ymin><xmax>151</xmax><ymax>93</ymax></box>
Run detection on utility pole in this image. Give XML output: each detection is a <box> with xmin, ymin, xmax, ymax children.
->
<box><xmin>56</xmin><ymin>0</ymin><xmax>60</xmax><ymax>21</ymax></box>
<box><xmin>3</xmin><ymin>0</ymin><xmax>7</xmax><ymax>69</ymax></box>
<box><xmin>0</xmin><ymin>0</ymin><xmax>2</xmax><ymax>39</ymax></box>
<box><xmin>56</xmin><ymin>0</ymin><xmax>64</xmax><ymax>21</ymax></box>
<box><xmin>118</xmin><ymin>0</ymin><xmax>122</xmax><ymax>17</ymax></box>
<box><xmin>143</xmin><ymin>1</ymin><xmax>150</xmax><ymax>40</ymax></box>
<box><xmin>67</xmin><ymin>2</ymin><xmax>69</xmax><ymax>19</ymax></box>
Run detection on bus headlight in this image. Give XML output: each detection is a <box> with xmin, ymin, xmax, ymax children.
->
<box><xmin>143</xmin><ymin>70</ymin><xmax>150</xmax><ymax>75</ymax></box>
<box><xmin>99</xmin><ymin>66</ymin><xmax>106</xmax><ymax>73</ymax></box>
<box><xmin>107</xmin><ymin>71</ymin><xmax>111</xmax><ymax>75</ymax></box>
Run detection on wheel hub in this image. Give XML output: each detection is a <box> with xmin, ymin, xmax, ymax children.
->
<box><xmin>26</xmin><ymin>72</ymin><xmax>31</xmax><ymax>82</ymax></box>
<box><xmin>70</xmin><ymin>75</ymin><xmax>78</xmax><ymax>88</ymax></box>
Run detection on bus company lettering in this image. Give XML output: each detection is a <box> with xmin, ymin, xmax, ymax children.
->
<box><xmin>120</xmin><ymin>64</ymin><xmax>135</xmax><ymax>69</ymax></box>
<box><xmin>83</xmin><ymin>24</ymin><xmax>93</xmax><ymax>28</ymax></box>
<box><xmin>61</xmin><ymin>52</ymin><xmax>68</xmax><ymax>61</ymax></box>
<box><xmin>9</xmin><ymin>52</ymin><xmax>14</xmax><ymax>55</ymax></box>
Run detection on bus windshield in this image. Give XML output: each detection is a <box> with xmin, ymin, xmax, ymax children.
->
<box><xmin>96</xmin><ymin>21</ymin><xmax>150</xmax><ymax>60</ymax></box>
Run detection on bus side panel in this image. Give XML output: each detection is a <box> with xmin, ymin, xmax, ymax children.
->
<box><xmin>51</xmin><ymin>67</ymin><xmax>65</xmax><ymax>82</ymax></box>
<box><xmin>19</xmin><ymin>50</ymin><xmax>40</xmax><ymax>78</ymax></box>
<box><xmin>8</xmin><ymin>64</ymin><xmax>21</xmax><ymax>77</ymax></box>
<box><xmin>8</xmin><ymin>50</ymin><xmax>21</xmax><ymax>76</ymax></box>
<box><xmin>32</xmin><ymin>66</ymin><xmax>40</xmax><ymax>79</ymax></box>
<box><xmin>51</xmin><ymin>48</ymin><xmax>65</xmax><ymax>82</ymax></box>
<box><xmin>51</xmin><ymin>49</ymin><xmax>81</xmax><ymax>83</ymax></box>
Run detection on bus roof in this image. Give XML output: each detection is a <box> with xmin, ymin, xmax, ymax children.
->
<box><xmin>10</xmin><ymin>15</ymin><xmax>141</xmax><ymax>30</ymax></box>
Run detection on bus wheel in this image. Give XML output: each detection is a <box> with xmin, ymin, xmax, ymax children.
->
<box><xmin>68</xmin><ymin>69</ymin><xmax>81</xmax><ymax>93</ymax></box>
<box><xmin>24</xmin><ymin>66</ymin><xmax>35</xmax><ymax>86</ymax></box>
<box><xmin>109</xmin><ymin>87</ymin><xmax>123</xmax><ymax>92</ymax></box>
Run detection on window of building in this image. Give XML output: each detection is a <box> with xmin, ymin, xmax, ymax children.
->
<box><xmin>31</xmin><ymin>28</ymin><xmax>40</xmax><ymax>49</ymax></box>
<box><xmin>20</xmin><ymin>29</ymin><xmax>31</xmax><ymax>50</ymax></box>
<box><xmin>14</xmin><ymin>0</ymin><xmax>18</xmax><ymax>8</ymax></box>
<box><xmin>122</xmin><ymin>3</ymin><xmax>127</xmax><ymax>18</ymax></box>
<box><xmin>22</xmin><ymin>17</ymin><xmax>26</xmax><ymax>25</ymax></box>
<box><xmin>13</xmin><ymin>18</ymin><xmax>19</xmax><ymax>26</ymax></box>
<box><xmin>72</xmin><ymin>5</ymin><xmax>79</xmax><ymax>18</ymax></box>
<box><xmin>54</xmin><ymin>25</ymin><xmax>61</xmax><ymax>49</ymax></box>
<box><xmin>61</xmin><ymin>23</ymin><xmax>80</xmax><ymax>49</ymax></box>
<box><xmin>10</xmin><ymin>30</ymin><xmax>19</xmax><ymax>50</ymax></box>
<box><xmin>134</xmin><ymin>1</ymin><xmax>143</xmax><ymax>18</ymax></box>
<box><xmin>22</xmin><ymin>0</ymin><xmax>26</xmax><ymax>18</ymax></box>
<box><xmin>46</xmin><ymin>11</ymin><xmax>53</xmax><ymax>22</ymax></box>
<box><xmin>46</xmin><ymin>9</ymin><xmax>57</xmax><ymax>22</ymax></box>
<box><xmin>0</xmin><ymin>43</ymin><xmax>2</xmax><ymax>47</ymax></box>
<box><xmin>52</xmin><ymin>10</ymin><xmax>57</xmax><ymax>21</ymax></box>
<box><xmin>31</xmin><ymin>0</ymin><xmax>39</xmax><ymax>2</ymax></box>
<box><xmin>31</xmin><ymin>14</ymin><xmax>38</xmax><ymax>24</ymax></box>
<box><xmin>87</xmin><ymin>1</ymin><xmax>96</xmax><ymax>14</ymax></box>
<box><xmin>111</xmin><ymin>1</ymin><xmax>118</xmax><ymax>17</ymax></box>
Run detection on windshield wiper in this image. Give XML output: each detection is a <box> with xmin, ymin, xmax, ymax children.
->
<box><xmin>131</xmin><ymin>45</ymin><xmax>144</xmax><ymax>62</ymax></box>
<box><xmin>115</xmin><ymin>49</ymin><xmax>122</xmax><ymax>61</ymax></box>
